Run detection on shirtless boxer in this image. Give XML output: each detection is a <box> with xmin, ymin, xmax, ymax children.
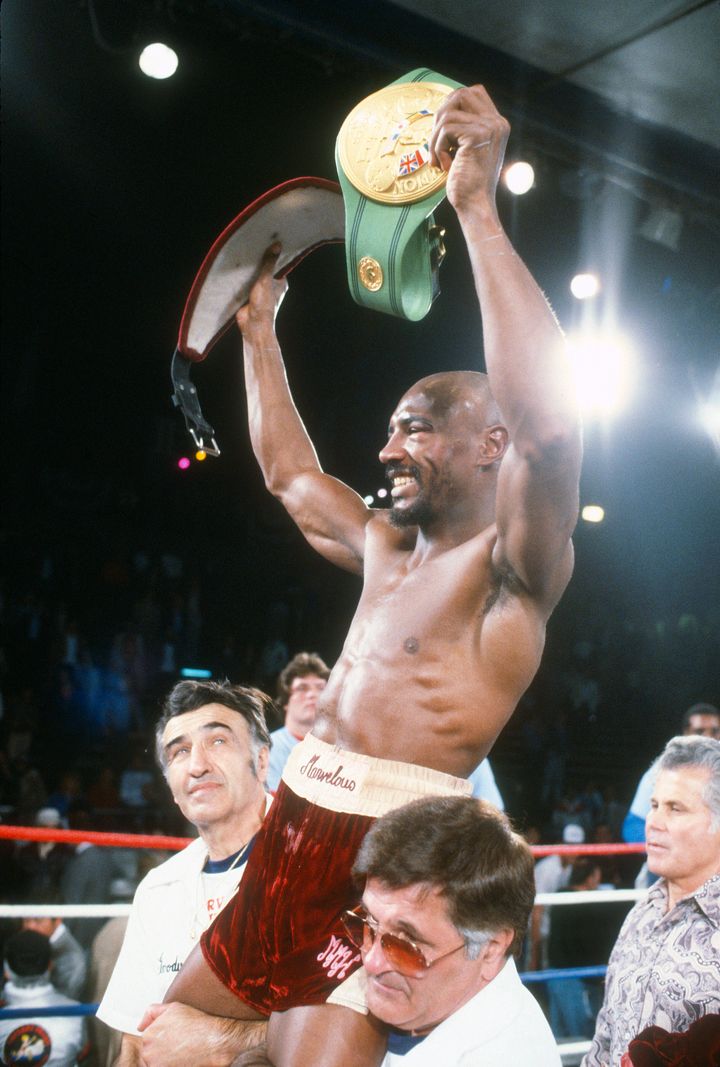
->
<box><xmin>165</xmin><ymin>84</ymin><xmax>582</xmax><ymax>1067</ymax></box>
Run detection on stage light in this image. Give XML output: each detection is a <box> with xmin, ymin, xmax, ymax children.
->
<box><xmin>582</xmin><ymin>505</ymin><xmax>605</xmax><ymax>524</ymax></box>
<box><xmin>180</xmin><ymin>667</ymin><xmax>212</xmax><ymax>679</ymax></box>
<box><xmin>195</xmin><ymin>450</ymin><xmax>207</xmax><ymax>462</ymax></box>
<box><xmin>570</xmin><ymin>273</ymin><xmax>600</xmax><ymax>300</ymax></box>
<box><xmin>699</xmin><ymin>402</ymin><xmax>720</xmax><ymax>440</ymax></box>
<box><xmin>504</xmin><ymin>161</ymin><xmax>535</xmax><ymax>195</ymax></box>
<box><xmin>139</xmin><ymin>43</ymin><xmax>178</xmax><ymax>80</ymax></box>
<box><xmin>567</xmin><ymin>331</ymin><xmax>637</xmax><ymax>417</ymax></box>
<box><xmin>363</xmin><ymin>494</ymin><xmax>374</xmax><ymax>505</ymax></box>
<box><xmin>177</xmin><ymin>457</ymin><xmax>191</xmax><ymax>470</ymax></box>
<box><xmin>377</xmin><ymin>488</ymin><xmax>388</xmax><ymax>499</ymax></box>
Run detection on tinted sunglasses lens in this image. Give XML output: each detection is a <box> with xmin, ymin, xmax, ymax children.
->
<box><xmin>341</xmin><ymin>910</ymin><xmax>368</xmax><ymax>950</ymax></box>
<box><xmin>341</xmin><ymin>909</ymin><xmax>427</xmax><ymax>976</ymax></box>
<box><xmin>381</xmin><ymin>933</ymin><xmax>426</xmax><ymax>976</ymax></box>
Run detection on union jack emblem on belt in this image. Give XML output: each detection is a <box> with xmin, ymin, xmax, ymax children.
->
<box><xmin>398</xmin><ymin>143</ymin><xmax>430</xmax><ymax>176</ymax></box>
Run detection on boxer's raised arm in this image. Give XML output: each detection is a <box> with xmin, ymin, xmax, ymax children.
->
<box><xmin>431</xmin><ymin>86</ymin><xmax>581</xmax><ymax>609</ymax></box>
<box><xmin>238</xmin><ymin>247</ymin><xmax>371</xmax><ymax>575</ymax></box>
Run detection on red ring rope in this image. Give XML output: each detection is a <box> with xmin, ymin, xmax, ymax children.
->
<box><xmin>0</xmin><ymin>824</ymin><xmax>646</xmax><ymax>855</ymax></box>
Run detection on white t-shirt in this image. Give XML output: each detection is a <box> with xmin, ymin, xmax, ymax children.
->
<box><xmin>533</xmin><ymin>855</ymin><xmax>572</xmax><ymax>945</ymax></box>
<box><xmin>0</xmin><ymin>979</ymin><xmax>85</xmax><ymax>1067</ymax></box>
<box><xmin>628</xmin><ymin>764</ymin><xmax>656</xmax><ymax>819</ymax></box>
<box><xmin>382</xmin><ymin>958</ymin><xmax>560</xmax><ymax>1066</ymax></box>
<box><xmin>467</xmin><ymin>759</ymin><xmax>504</xmax><ymax>809</ymax></box>
<box><xmin>97</xmin><ymin>800</ymin><xmax>271</xmax><ymax>1036</ymax></box>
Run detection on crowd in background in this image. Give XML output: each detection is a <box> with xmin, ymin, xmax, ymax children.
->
<box><xmin>1</xmin><ymin>535</ymin><xmax>718</xmax><ymax>857</ymax></box>
<box><xmin>0</xmin><ymin>538</ymin><xmax>717</xmax><ymax>1059</ymax></box>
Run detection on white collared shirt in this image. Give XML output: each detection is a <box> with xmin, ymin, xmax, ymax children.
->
<box><xmin>97</xmin><ymin>795</ymin><xmax>272</xmax><ymax>1036</ymax></box>
<box><xmin>382</xmin><ymin>958</ymin><xmax>560</xmax><ymax>1066</ymax></box>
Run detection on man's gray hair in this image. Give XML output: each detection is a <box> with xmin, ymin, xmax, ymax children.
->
<box><xmin>657</xmin><ymin>735</ymin><xmax>720</xmax><ymax>829</ymax></box>
<box><xmin>155</xmin><ymin>680</ymin><xmax>273</xmax><ymax>775</ymax></box>
<box><xmin>457</xmin><ymin>926</ymin><xmax>492</xmax><ymax>960</ymax></box>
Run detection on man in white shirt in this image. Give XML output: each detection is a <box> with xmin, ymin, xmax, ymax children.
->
<box><xmin>1</xmin><ymin>928</ymin><xmax>86</xmax><ymax>1067</ymax></box>
<box><xmin>97</xmin><ymin>680</ymin><xmax>275</xmax><ymax>1066</ymax></box>
<box><xmin>353</xmin><ymin>796</ymin><xmax>560</xmax><ymax>1066</ymax></box>
<box><xmin>528</xmin><ymin>822</ymin><xmax>584</xmax><ymax>970</ymax></box>
<box><xmin>21</xmin><ymin>916</ymin><xmax>87</xmax><ymax>1001</ymax></box>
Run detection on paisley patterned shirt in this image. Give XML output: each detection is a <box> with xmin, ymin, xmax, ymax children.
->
<box><xmin>583</xmin><ymin>874</ymin><xmax>720</xmax><ymax>1066</ymax></box>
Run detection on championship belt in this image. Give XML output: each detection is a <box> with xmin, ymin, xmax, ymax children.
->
<box><xmin>336</xmin><ymin>68</ymin><xmax>464</xmax><ymax>321</ymax></box>
<box><xmin>170</xmin><ymin>177</ymin><xmax>345</xmax><ymax>456</ymax></box>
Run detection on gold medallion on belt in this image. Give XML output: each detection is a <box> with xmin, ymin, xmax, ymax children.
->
<box><xmin>337</xmin><ymin>81</ymin><xmax>454</xmax><ymax>205</ymax></box>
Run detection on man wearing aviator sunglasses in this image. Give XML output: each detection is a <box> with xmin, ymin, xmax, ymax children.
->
<box><xmin>346</xmin><ymin>795</ymin><xmax>560</xmax><ymax>1065</ymax></box>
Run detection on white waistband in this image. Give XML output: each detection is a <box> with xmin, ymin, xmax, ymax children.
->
<box><xmin>282</xmin><ymin>735</ymin><xmax>472</xmax><ymax>818</ymax></box>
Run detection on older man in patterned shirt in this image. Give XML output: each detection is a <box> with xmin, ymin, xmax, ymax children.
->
<box><xmin>584</xmin><ymin>735</ymin><xmax>720</xmax><ymax>1066</ymax></box>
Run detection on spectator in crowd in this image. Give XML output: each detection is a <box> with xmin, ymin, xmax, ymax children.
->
<box><xmin>350</xmin><ymin>796</ymin><xmax>560</xmax><ymax>1066</ymax></box>
<box><xmin>118</xmin><ymin>746</ymin><xmax>157</xmax><ymax>820</ymax></box>
<box><xmin>87</xmin><ymin>875</ymin><xmax>147</xmax><ymax>1067</ymax></box>
<box><xmin>584</xmin><ymin>735</ymin><xmax>720</xmax><ymax>1067</ymax></box>
<box><xmin>97</xmin><ymin>679</ymin><xmax>275</xmax><ymax>1066</ymax></box>
<box><xmin>592</xmin><ymin>822</ymin><xmax>632</xmax><ymax>889</ymax></box>
<box><xmin>60</xmin><ymin>806</ymin><xmax>117</xmax><ymax>950</ymax></box>
<box><xmin>529</xmin><ymin>823</ymin><xmax>585</xmax><ymax>970</ymax></box>
<box><xmin>266</xmin><ymin>652</ymin><xmax>329</xmax><ymax>792</ymax></box>
<box><xmin>46</xmin><ymin>773</ymin><xmax>84</xmax><ymax>824</ymax></box>
<box><xmin>622</xmin><ymin>702</ymin><xmax>720</xmax><ymax>842</ymax></box>
<box><xmin>85</xmin><ymin>766</ymin><xmax>121</xmax><ymax>815</ymax></box>
<box><xmin>599</xmin><ymin>784</ymin><xmax>626</xmax><ymax>842</ymax></box>
<box><xmin>0</xmin><ymin>928</ymin><xmax>87</xmax><ymax>1067</ymax></box>
<box><xmin>546</xmin><ymin>858</ymin><xmax>605</xmax><ymax>1038</ymax></box>
<box><xmin>6</xmin><ymin>760</ymin><xmax>48</xmax><ymax>827</ymax></box>
<box><xmin>14</xmin><ymin>808</ymin><xmax>71</xmax><ymax>902</ymax></box>
<box><xmin>21</xmin><ymin>915</ymin><xmax>87</xmax><ymax>1001</ymax></box>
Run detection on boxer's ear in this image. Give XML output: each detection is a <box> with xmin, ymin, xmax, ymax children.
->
<box><xmin>478</xmin><ymin>425</ymin><xmax>507</xmax><ymax>466</ymax></box>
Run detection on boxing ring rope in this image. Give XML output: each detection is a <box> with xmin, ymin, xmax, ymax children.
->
<box><xmin>1</xmin><ymin>825</ymin><xmax>648</xmax><ymax>1058</ymax></box>
<box><xmin>0</xmin><ymin>822</ymin><xmax>648</xmax><ymax>856</ymax></box>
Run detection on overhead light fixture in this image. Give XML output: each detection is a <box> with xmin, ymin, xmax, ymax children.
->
<box><xmin>582</xmin><ymin>505</ymin><xmax>605</xmax><ymax>524</ymax></box>
<box><xmin>139</xmin><ymin>42</ymin><xmax>178</xmax><ymax>80</ymax></box>
<box><xmin>638</xmin><ymin>205</ymin><xmax>683</xmax><ymax>251</ymax></box>
<box><xmin>570</xmin><ymin>273</ymin><xmax>601</xmax><ymax>300</ymax></box>
<box><xmin>503</xmin><ymin>161</ymin><xmax>535</xmax><ymax>195</ymax></box>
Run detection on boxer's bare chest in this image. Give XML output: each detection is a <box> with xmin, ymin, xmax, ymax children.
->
<box><xmin>313</xmin><ymin>525</ymin><xmax>542</xmax><ymax>771</ymax></box>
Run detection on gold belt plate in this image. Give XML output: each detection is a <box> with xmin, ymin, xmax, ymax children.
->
<box><xmin>337</xmin><ymin>81</ymin><xmax>454</xmax><ymax>205</ymax></box>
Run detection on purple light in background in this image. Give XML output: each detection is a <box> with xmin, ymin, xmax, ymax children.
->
<box><xmin>177</xmin><ymin>457</ymin><xmax>191</xmax><ymax>470</ymax></box>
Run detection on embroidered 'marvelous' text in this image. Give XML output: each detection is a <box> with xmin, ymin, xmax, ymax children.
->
<box><xmin>300</xmin><ymin>755</ymin><xmax>357</xmax><ymax>791</ymax></box>
<box><xmin>317</xmin><ymin>934</ymin><xmax>362</xmax><ymax>980</ymax></box>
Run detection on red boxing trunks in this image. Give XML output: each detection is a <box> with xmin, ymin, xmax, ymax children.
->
<box><xmin>201</xmin><ymin>735</ymin><xmax>471</xmax><ymax>1015</ymax></box>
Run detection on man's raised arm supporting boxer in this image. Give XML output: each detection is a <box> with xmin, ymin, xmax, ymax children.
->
<box><xmin>165</xmin><ymin>84</ymin><xmax>582</xmax><ymax>1067</ymax></box>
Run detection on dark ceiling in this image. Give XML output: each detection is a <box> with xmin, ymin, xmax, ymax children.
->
<box><xmin>2</xmin><ymin>0</ymin><xmax>719</xmax><ymax>669</ymax></box>
<box><xmin>395</xmin><ymin>0</ymin><xmax>720</xmax><ymax>151</ymax></box>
